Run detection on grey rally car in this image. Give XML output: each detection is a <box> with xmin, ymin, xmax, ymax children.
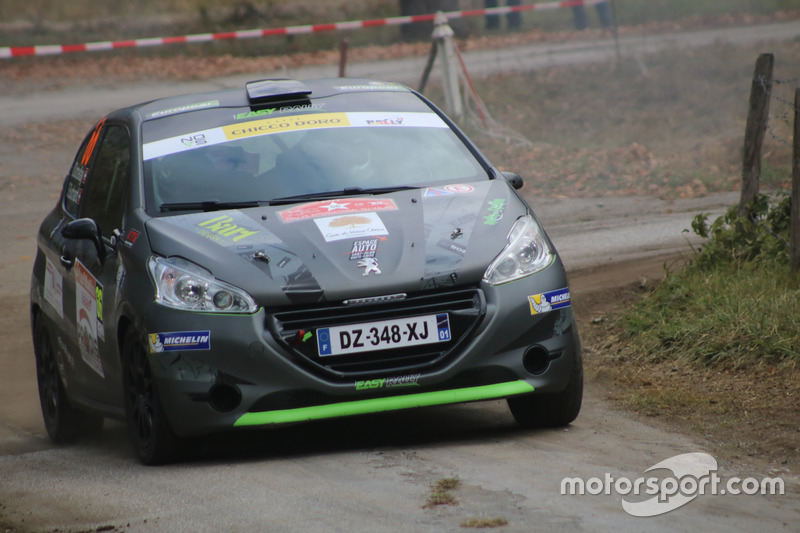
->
<box><xmin>30</xmin><ymin>78</ymin><xmax>582</xmax><ymax>464</ymax></box>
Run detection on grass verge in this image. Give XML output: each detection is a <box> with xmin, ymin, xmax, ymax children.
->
<box><xmin>619</xmin><ymin>259</ymin><xmax>800</xmax><ymax>369</ymax></box>
<box><xmin>583</xmin><ymin>245</ymin><xmax>800</xmax><ymax>469</ymax></box>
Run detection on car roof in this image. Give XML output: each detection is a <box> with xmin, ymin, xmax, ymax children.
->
<box><xmin>128</xmin><ymin>78</ymin><xmax>415</xmax><ymax>123</ymax></box>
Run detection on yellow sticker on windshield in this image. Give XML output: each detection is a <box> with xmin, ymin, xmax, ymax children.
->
<box><xmin>223</xmin><ymin>112</ymin><xmax>351</xmax><ymax>140</ymax></box>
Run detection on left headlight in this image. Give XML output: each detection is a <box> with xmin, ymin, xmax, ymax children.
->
<box><xmin>148</xmin><ymin>256</ymin><xmax>258</xmax><ymax>313</ymax></box>
<box><xmin>483</xmin><ymin>215</ymin><xmax>554</xmax><ymax>286</ymax></box>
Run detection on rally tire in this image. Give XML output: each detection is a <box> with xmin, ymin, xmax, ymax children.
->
<box><xmin>122</xmin><ymin>328</ymin><xmax>180</xmax><ymax>465</ymax></box>
<box><xmin>507</xmin><ymin>350</ymin><xmax>583</xmax><ymax>428</ymax></box>
<box><xmin>33</xmin><ymin>315</ymin><xmax>91</xmax><ymax>444</ymax></box>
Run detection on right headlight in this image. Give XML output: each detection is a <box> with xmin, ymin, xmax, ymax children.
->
<box><xmin>148</xmin><ymin>256</ymin><xmax>259</xmax><ymax>314</ymax></box>
<box><xmin>483</xmin><ymin>215</ymin><xmax>554</xmax><ymax>286</ymax></box>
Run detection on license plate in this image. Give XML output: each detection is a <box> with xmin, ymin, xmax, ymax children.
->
<box><xmin>317</xmin><ymin>313</ymin><xmax>451</xmax><ymax>357</ymax></box>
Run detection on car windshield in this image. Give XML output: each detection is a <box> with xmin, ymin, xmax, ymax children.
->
<box><xmin>142</xmin><ymin>110</ymin><xmax>488</xmax><ymax>214</ymax></box>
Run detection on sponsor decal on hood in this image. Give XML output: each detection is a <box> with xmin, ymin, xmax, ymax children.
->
<box><xmin>278</xmin><ymin>198</ymin><xmax>397</xmax><ymax>223</ymax></box>
<box><xmin>313</xmin><ymin>212</ymin><xmax>389</xmax><ymax>242</ymax></box>
<box><xmin>146</xmin><ymin>181</ymin><xmax>526</xmax><ymax>301</ymax></box>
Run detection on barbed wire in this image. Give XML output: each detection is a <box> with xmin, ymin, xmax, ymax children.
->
<box><xmin>765</xmin><ymin>123</ymin><xmax>792</xmax><ymax>147</ymax></box>
<box><xmin>759</xmin><ymin>76</ymin><xmax>800</xmax><ymax>148</ymax></box>
<box><xmin>453</xmin><ymin>43</ymin><xmax>534</xmax><ymax>148</ymax></box>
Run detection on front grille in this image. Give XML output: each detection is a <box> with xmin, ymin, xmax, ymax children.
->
<box><xmin>267</xmin><ymin>288</ymin><xmax>485</xmax><ymax>380</ymax></box>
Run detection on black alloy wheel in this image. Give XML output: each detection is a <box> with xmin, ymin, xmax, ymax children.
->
<box><xmin>122</xmin><ymin>328</ymin><xmax>179</xmax><ymax>465</ymax></box>
<box><xmin>34</xmin><ymin>315</ymin><xmax>84</xmax><ymax>443</ymax></box>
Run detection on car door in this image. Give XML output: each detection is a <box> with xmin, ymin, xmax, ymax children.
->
<box><xmin>59</xmin><ymin>120</ymin><xmax>132</xmax><ymax>406</ymax></box>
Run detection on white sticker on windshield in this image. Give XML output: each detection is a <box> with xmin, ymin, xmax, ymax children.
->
<box><xmin>142</xmin><ymin>112</ymin><xmax>448</xmax><ymax>161</ymax></box>
<box><xmin>142</xmin><ymin>127</ymin><xmax>228</xmax><ymax>160</ymax></box>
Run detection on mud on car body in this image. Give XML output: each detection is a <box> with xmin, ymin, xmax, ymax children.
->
<box><xmin>30</xmin><ymin>78</ymin><xmax>582</xmax><ymax>464</ymax></box>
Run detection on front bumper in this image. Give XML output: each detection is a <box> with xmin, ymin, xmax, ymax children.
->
<box><xmin>141</xmin><ymin>264</ymin><xmax>580</xmax><ymax>437</ymax></box>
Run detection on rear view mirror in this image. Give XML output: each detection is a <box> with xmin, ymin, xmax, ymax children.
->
<box><xmin>62</xmin><ymin>218</ymin><xmax>105</xmax><ymax>263</ymax></box>
<box><xmin>501</xmin><ymin>171</ymin><xmax>523</xmax><ymax>190</ymax></box>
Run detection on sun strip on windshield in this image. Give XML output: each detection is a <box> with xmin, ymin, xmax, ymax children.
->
<box><xmin>142</xmin><ymin>111</ymin><xmax>449</xmax><ymax>161</ymax></box>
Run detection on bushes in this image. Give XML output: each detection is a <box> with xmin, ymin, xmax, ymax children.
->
<box><xmin>690</xmin><ymin>193</ymin><xmax>791</xmax><ymax>268</ymax></box>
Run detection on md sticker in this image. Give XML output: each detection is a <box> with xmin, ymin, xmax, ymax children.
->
<box><xmin>528</xmin><ymin>288</ymin><xmax>571</xmax><ymax>315</ymax></box>
<box><xmin>149</xmin><ymin>331</ymin><xmax>211</xmax><ymax>352</ymax></box>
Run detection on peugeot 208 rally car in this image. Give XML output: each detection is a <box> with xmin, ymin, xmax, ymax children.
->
<box><xmin>30</xmin><ymin>78</ymin><xmax>582</xmax><ymax>464</ymax></box>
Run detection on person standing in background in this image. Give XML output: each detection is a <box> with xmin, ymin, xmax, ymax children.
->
<box><xmin>572</xmin><ymin>0</ymin><xmax>614</xmax><ymax>30</ymax></box>
<box><xmin>485</xmin><ymin>0</ymin><xmax>522</xmax><ymax>31</ymax></box>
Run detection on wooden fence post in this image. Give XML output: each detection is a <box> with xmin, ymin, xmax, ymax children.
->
<box><xmin>338</xmin><ymin>39</ymin><xmax>349</xmax><ymax>78</ymax></box>
<box><xmin>433</xmin><ymin>12</ymin><xmax>462</xmax><ymax>120</ymax></box>
<box><xmin>792</xmin><ymin>88</ymin><xmax>800</xmax><ymax>271</ymax></box>
<box><xmin>739</xmin><ymin>53</ymin><xmax>774</xmax><ymax>217</ymax></box>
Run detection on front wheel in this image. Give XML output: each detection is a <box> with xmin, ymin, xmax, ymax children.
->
<box><xmin>122</xmin><ymin>328</ymin><xmax>180</xmax><ymax>465</ymax></box>
<box><xmin>507</xmin><ymin>351</ymin><xmax>583</xmax><ymax>428</ymax></box>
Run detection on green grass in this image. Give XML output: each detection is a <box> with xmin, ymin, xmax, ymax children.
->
<box><xmin>619</xmin><ymin>258</ymin><xmax>800</xmax><ymax>369</ymax></box>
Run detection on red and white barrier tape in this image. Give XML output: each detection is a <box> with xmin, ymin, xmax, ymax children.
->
<box><xmin>0</xmin><ymin>0</ymin><xmax>607</xmax><ymax>59</ymax></box>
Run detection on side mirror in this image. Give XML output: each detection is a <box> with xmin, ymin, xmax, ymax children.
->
<box><xmin>62</xmin><ymin>218</ymin><xmax>105</xmax><ymax>264</ymax></box>
<box><xmin>501</xmin><ymin>171</ymin><xmax>524</xmax><ymax>190</ymax></box>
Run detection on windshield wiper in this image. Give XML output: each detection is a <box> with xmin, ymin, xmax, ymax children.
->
<box><xmin>269</xmin><ymin>186</ymin><xmax>418</xmax><ymax>205</ymax></box>
<box><xmin>159</xmin><ymin>200</ymin><xmax>269</xmax><ymax>213</ymax></box>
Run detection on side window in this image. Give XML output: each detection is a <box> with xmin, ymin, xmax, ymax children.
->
<box><xmin>79</xmin><ymin>125</ymin><xmax>131</xmax><ymax>239</ymax></box>
<box><xmin>63</xmin><ymin>134</ymin><xmax>95</xmax><ymax>218</ymax></box>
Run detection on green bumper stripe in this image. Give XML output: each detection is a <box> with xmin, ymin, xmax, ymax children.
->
<box><xmin>234</xmin><ymin>380</ymin><xmax>534</xmax><ymax>427</ymax></box>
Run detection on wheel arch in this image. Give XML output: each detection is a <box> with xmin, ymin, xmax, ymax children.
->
<box><xmin>116</xmin><ymin>314</ymin><xmax>136</xmax><ymax>363</ymax></box>
<box><xmin>30</xmin><ymin>302</ymin><xmax>42</xmax><ymax>344</ymax></box>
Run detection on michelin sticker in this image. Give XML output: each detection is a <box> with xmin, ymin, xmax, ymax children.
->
<box><xmin>149</xmin><ymin>331</ymin><xmax>211</xmax><ymax>353</ymax></box>
<box><xmin>528</xmin><ymin>288</ymin><xmax>571</xmax><ymax>315</ymax></box>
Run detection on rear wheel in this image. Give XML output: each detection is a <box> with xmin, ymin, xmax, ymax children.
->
<box><xmin>507</xmin><ymin>351</ymin><xmax>583</xmax><ymax>428</ymax></box>
<box><xmin>34</xmin><ymin>316</ymin><xmax>102</xmax><ymax>443</ymax></box>
<box><xmin>122</xmin><ymin>328</ymin><xmax>179</xmax><ymax>465</ymax></box>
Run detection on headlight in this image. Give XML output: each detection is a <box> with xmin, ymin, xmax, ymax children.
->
<box><xmin>483</xmin><ymin>215</ymin><xmax>554</xmax><ymax>286</ymax></box>
<box><xmin>148</xmin><ymin>256</ymin><xmax>258</xmax><ymax>313</ymax></box>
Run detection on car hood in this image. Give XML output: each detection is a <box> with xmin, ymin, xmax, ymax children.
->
<box><xmin>145</xmin><ymin>180</ymin><xmax>530</xmax><ymax>306</ymax></box>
